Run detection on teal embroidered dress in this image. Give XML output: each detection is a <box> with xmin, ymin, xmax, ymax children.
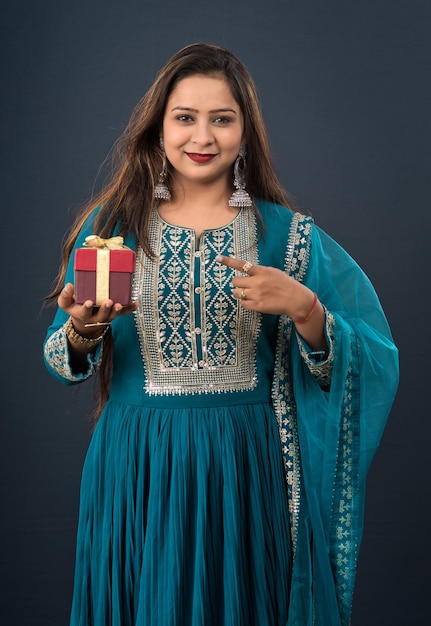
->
<box><xmin>44</xmin><ymin>201</ymin><xmax>398</xmax><ymax>626</ymax></box>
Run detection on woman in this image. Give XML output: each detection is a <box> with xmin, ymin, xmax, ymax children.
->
<box><xmin>44</xmin><ymin>43</ymin><xmax>398</xmax><ymax>626</ymax></box>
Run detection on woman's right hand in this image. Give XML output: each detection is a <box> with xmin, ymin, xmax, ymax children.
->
<box><xmin>58</xmin><ymin>283</ymin><xmax>138</xmax><ymax>339</ymax></box>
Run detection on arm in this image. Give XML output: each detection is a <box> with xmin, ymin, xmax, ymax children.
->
<box><xmin>215</xmin><ymin>253</ymin><xmax>332</xmax><ymax>383</ymax></box>
<box><xmin>43</xmin><ymin>213</ymin><xmax>137</xmax><ymax>385</ymax></box>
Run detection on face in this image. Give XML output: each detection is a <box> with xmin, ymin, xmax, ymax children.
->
<box><xmin>162</xmin><ymin>75</ymin><xmax>244</xmax><ymax>190</ymax></box>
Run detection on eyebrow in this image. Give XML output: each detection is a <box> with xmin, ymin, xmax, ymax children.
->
<box><xmin>170</xmin><ymin>106</ymin><xmax>238</xmax><ymax>114</ymax></box>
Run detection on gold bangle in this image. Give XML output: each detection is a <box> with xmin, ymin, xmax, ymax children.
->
<box><xmin>65</xmin><ymin>317</ymin><xmax>109</xmax><ymax>348</ymax></box>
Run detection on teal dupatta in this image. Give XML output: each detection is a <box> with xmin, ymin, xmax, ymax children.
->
<box><xmin>269</xmin><ymin>207</ymin><xmax>398</xmax><ymax>625</ymax></box>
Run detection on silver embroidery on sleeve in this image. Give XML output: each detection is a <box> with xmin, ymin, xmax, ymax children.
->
<box><xmin>271</xmin><ymin>212</ymin><xmax>314</xmax><ymax>549</ymax></box>
<box><xmin>284</xmin><ymin>212</ymin><xmax>313</xmax><ymax>282</ymax></box>
<box><xmin>133</xmin><ymin>209</ymin><xmax>261</xmax><ymax>395</ymax></box>
<box><xmin>43</xmin><ymin>324</ymin><xmax>101</xmax><ymax>381</ymax></box>
<box><xmin>296</xmin><ymin>311</ymin><xmax>335</xmax><ymax>387</ymax></box>
<box><xmin>272</xmin><ymin>319</ymin><xmax>301</xmax><ymax>547</ymax></box>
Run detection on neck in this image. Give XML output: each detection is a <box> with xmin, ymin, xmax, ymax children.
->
<box><xmin>169</xmin><ymin>176</ymin><xmax>232</xmax><ymax>210</ymax></box>
<box><xmin>157</xmin><ymin>178</ymin><xmax>238</xmax><ymax>241</ymax></box>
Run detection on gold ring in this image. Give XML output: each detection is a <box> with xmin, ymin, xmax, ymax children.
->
<box><xmin>239</xmin><ymin>288</ymin><xmax>247</xmax><ymax>300</ymax></box>
<box><xmin>242</xmin><ymin>261</ymin><xmax>253</xmax><ymax>273</ymax></box>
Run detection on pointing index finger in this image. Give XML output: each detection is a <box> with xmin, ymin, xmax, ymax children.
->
<box><xmin>215</xmin><ymin>255</ymin><xmax>256</xmax><ymax>275</ymax></box>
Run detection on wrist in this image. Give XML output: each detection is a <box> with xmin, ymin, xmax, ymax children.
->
<box><xmin>71</xmin><ymin>316</ymin><xmax>110</xmax><ymax>339</ymax></box>
<box><xmin>293</xmin><ymin>292</ymin><xmax>319</xmax><ymax>325</ymax></box>
<box><xmin>65</xmin><ymin>317</ymin><xmax>110</xmax><ymax>349</ymax></box>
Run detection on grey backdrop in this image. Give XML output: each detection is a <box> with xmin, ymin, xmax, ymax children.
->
<box><xmin>1</xmin><ymin>1</ymin><xmax>429</xmax><ymax>624</ymax></box>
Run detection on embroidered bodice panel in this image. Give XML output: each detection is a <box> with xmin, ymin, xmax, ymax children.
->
<box><xmin>133</xmin><ymin>210</ymin><xmax>262</xmax><ymax>396</ymax></box>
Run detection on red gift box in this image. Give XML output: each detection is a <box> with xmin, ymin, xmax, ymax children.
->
<box><xmin>74</xmin><ymin>236</ymin><xmax>136</xmax><ymax>306</ymax></box>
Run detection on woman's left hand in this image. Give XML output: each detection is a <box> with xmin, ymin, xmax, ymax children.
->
<box><xmin>216</xmin><ymin>255</ymin><xmax>327</xmax><ymax>353</ymax></box>
<box><xmin>215</xmin><ymin>255</ymin><xmax>315</xmax><ymax>320</ymax></box>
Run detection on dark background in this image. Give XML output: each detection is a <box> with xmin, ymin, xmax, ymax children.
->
<box><xmin>1</xmin><ymin>1</ymin><xmax>429</xmax><ymax>624</ymax></box>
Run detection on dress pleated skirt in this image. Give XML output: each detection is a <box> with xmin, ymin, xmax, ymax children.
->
<box><xmin>70</xmin><ymin>400</ymin><xmax>292</xmax><ymax>626</ymax></box>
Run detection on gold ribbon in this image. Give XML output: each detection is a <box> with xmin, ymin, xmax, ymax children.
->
<box><xmin>83</xmin><ymin>236</ymin><xmax>126</xmax><ymax>305</ymax></box>
<box><xmin>83</xmin><ymin>235</ymin><xmax>125</xmax><ymax>250</ymax></box>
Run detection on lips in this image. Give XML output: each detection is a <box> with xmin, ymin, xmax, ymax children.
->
<box><xmin>186</xmin><ymin>152</ymin><xmax>217</xmax><ymax>163</ymax></box>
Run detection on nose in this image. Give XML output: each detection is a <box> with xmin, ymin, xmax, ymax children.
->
<box><xmin>191</xmin><ymin>120</ymin><xmax>214</xmax><ymax>146</ymax></box>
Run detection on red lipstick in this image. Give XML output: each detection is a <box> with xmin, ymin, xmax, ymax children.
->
<box><xmin>186</xmin><ymin>153</ymin><xmax>217</xmax><ymax>163</ymax></box>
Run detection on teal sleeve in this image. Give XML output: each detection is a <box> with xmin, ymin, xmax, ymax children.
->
<box><xmin>43</xmin><ymin>210</ymin><xmax>104</xmax><ymax>386</ymax></box>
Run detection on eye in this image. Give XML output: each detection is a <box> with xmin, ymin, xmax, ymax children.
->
<box><xmin>176</xmin><ymin>114</ymin><xmax>194</xmax><ymax>123</ymax></box>
<box><xmin>213</xmin><ymin>116</ymin><xmax>232</xmax><ymax>124</ymax></box>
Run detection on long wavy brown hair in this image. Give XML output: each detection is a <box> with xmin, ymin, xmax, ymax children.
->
<box><xmin>47</xmin><ymin>42</ymin><xmax>298</xmax><ymax>418</ymax></box>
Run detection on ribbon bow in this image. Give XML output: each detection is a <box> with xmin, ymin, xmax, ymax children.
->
<box><xmin>83</xmin><ymin>235</ymin><xmax>125</xmax><ymax>250</ymax></box>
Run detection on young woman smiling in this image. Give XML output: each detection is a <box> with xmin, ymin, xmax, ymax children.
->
<box><xmin>44</xmin><ymin>43</ymin><xmax>398</xmax><ymax>626</ymax></box>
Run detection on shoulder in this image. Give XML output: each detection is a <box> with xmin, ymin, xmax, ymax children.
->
<box><xmin>255</xmin><ymin>199</ymin><xmax>313</xmax><ymax>229</ymax></box>
<box><xmin>255</xmin><ymin>199</ymin><xmax>294</xmax><ymax>223</ymax></box>
<box><xmin>74</xmin><ymin>205</ymin><xmax>103</xmax><ymax>244</ymax></box>
<box><xmin>254</xmin><ymin>200</ymin><xmax>314</xmax><ymax>269</ymax></box>
<box><xmin>255</xmin><ymin>199</ymin><xmax>314</xmax><ymax>242</ymax></box>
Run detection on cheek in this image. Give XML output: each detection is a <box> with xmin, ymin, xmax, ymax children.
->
<box><xmin>227</xmin><ymin>138</ymin><xmax>243</xmax><ymax>156</ymax></box>
<box><xmin>226</xmin><ymin>128</ymin><xmax>244</xmax><ymax>150</ymax></box>
<box><xmin>162</xmin><ymin>118</ymin><xmax>179</xmax><ymax>140</ymax></box>
<box><xmin>163</xmin><ymin>126</ymin><xmax>187</xmax><ymax>150</ymax></box>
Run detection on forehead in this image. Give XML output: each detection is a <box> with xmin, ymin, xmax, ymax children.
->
<box><xmin>165</xmin><ymin>75</ymin><xmax>240</xmax><ymax>110</ymax></box>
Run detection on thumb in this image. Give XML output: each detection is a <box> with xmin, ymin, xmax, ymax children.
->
<box><xmin>58</xmin><ymin>282</ymin><xmax>75</xmax><ymax>308</ymax></box>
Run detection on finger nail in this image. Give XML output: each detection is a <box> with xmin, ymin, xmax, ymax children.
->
<box><xmin>215</xmin><ymin>254</ymin><xmax>223</xmax><ymax>262</ymax></box>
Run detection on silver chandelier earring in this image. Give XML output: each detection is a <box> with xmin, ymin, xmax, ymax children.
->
<box><xmin>153</xmin><ymin>137</ymin><xmax>171</xmax><ymax>201</ymax></box>
<box><xmin>228</xmin><ymin>144</ymin><xmax>253</xmax><ymax>208</ymax></box>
